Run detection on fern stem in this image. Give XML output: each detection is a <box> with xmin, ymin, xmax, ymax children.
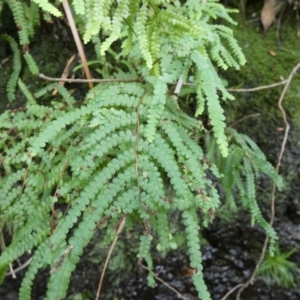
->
<box><xmin>139</xmin><ymin>262</ymin><xmax>188</xmax><ymax>300</ymax></box>
<box><xmin>62</xmin><ymin>0</ymin><xmax>93</xmax><ymax>89</ymax></box>
<box><xmin>135</xmin><ymin>91</ymin><xmax>146</xmax><ymax>197</ymax></box>
<box><xmin>95</xmin><ymin>215</ymin><xmax>126</xmax><ymax>300</ymax></box>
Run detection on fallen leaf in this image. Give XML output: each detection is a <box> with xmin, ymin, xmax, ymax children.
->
<box><xmin>268</xmin><ymin>49</ymin><xmax>277</xmax><ymax>56</ymax></box>
<box><xmin>182</xmin><ymin>267</ymin><xmax>194</xmax><ymax>277</ymax></box>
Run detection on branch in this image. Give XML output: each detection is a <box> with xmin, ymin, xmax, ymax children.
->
<box><xmin>38</xmin><ymin>73</ymin><xmax>141</xmax><ymax>83</ymax></box>
<box><xmin>95</xmin><ymin>215</ymin><xmax>126</xmax><ymax>300</ymax></box>
<box><xmin>227</xmin><ymin>79</ymin><xmax>288</xmax><ymax>92</ymax></box>
<box><xmin>62</xmin><ymin>0</ymin><xmax>93</xmax><ymax>89</ymax></box>
<box><xmin>6</xmin><ymin>258</ymin><xmax>32</xmax><ymax>277</ymax></box>
<box><xmin>229</xmin><ymin>113</ymin><xmax>261</xmax><ymax>127</ymax></box>
<box><xmin>38</xmin><ymin>73</ymin><xmax>289</xmax><ymax>93</ymax></box>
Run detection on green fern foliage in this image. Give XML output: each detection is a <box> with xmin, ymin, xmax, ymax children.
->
<box><xmin>13</xmin><ymin>0</ymin><xmax>246</xmax><ymax>156</ymax></box>
<box><xmin>6</xmin><ymin>0</ymin><xmax>30</xmax><ymax>45</ymax></box>
<box><xmin>205</xmin><ymin>128</ymin><xmax>284</xmax><ymax>254</ymax></box>
<box><xmin>0</xmin><ymin>82</ymin><xmax>219</xmax><ymax>299</ymax></box>
<box><xmin>31</xmin><ymin>0</ymin><xmax>61</xmax><ymax>17</ymax></box>
<box><xmin>183</xmin><ymin>210</ymin><xmax>210</xmax><ymax>300</ymax></box>
<box><xmin>0</xmin><ymin>75</ymin><xmax>282</xmax><ymax>297</ymax></box>
<box><xmin>0</xmin><ymin>0</ymin><xmax>283</xmax><ymax>299</ymax></box>
<box><xmin>23</xmin><ymin>52</ymin><xmax>39</xmax><ymax>75</ymax></box>
<box><xmin>0</xmin><ymin>35</ymin><xmax>21</xmax><ymax>102</ymax></box>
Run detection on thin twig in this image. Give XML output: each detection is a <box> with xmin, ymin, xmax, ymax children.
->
<box><xmin>38</xmin><ymin>73</ymin><xmax>289</xmax><ymax>92</ymax></box>
<box><xmin>6</xmin><ymin>258</ymin><xmax>32</xmax><ymax>277</ymax></box>
<box><xmin>39</xmin><ymin>73</ymin><xmax>141</xmax><ymax>83</ymax></box>
<box><xmin>222</xmin><ymin>61</ymin><xmax>300</xmax><ymax>300</ymax></box>
<box><xmin>229</xmin><ymin>113</ymin><xmax>261</xmax><ymax>127</ymax></box>
<box><xmin>227</xmin><ymin>79</ymin><xmax>288</xmax><ymax>92</ymax></box>
<box><xmin>220</xmin><ymin>283</ymin><xmax>244</xmax><ymax>300</ymax></box>
<box><xmin>95</xmin><ymin>215</ymin><xmax>126</xmax><ymax>300</ymax></box>
<box><xmin>62</xmin><ymin>0</ymin><xmax>93</xmax><ymax>89</ymax></box>
<box><xmin>52</xmin><ymin>54</ymin><xmax>76</xmax><ymax>96</ymax></box>
<box><xmin>173</xmin><ymin>76</ymin><xmax>183</xmax><ymax>97</ymax></box>
<box><xmin>135</xmin><ymin>91</ymin><xmax>146</xmax><ymax>197</ymax></box>
<box><xmin>8</xmin><ymin>263</ymin><xmax>16</xmax><ymax>278</ymax></box>
<box><xmin>139</xmin><ymin>263</ymin><xmax>188</xmax><ymax>300</ymax></box>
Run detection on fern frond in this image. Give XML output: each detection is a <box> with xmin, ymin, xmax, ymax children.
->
<box><xmin>138</xmin><ymin>235</ymin><xmax>155</xmax><ymax>287</ymax></box>
<box><xmin>156</xmin><ymin>211</ymin><xmax>170</xmax><ymax>252</ymax></box>
<box><xmin>230</xmin><ymin>129</ymin><xmax>284</xmax><ymax>190</ymax></box>
<box><xmin>19</xmin><ymin>244</ymin><xmax>51</xmax><ymax>300</ymax></box>
<box><xmin>23</xmin><ymin>52</ymin><xmax>39</xmax><ymax>75</ymax></box>
<box><xmin>135</xmin><ymin>3</ymin><xmax>153</xmax><ymax>68</ymax></box>
<box><xmin>0</xmin><ymin>35</ymin><xmax>21</xmax><ymax>102</ymax></box>
<box><xmin>144</xmin><ymin>77</ymin><xmax>167</xmax><ymax>141</ymax></box>
<box><xmin>18</xmin><ymin>79</ymin><xmax>36</xmax><ymax>104</ymax></box>
<box><xmin>182</xmin><ymin>210</ymin><xmax>211</xmax><ymax>300</ymax></box>
<box><xmin>192</xmin><ymin>52</ymin><xmax>228</xmax><ymax>156</ymax></box>
<box><xmin>206</xmin><ymin>128</ymin><xmax>281</xmax><ymax>254</ymax></box>
<box><xmin>7</xmin><ymin>0</ymin><xmax>29</xmax><ymax>45</ymax></box>
<box><xmin>72</xmin><ymin>0</ymin><xmax>85</xmax><ymax>15</ymax></box>
<box><xmin>31</xmin><ymin>0</ymin><xmax>61</xmax><ymax>17</ymax></box>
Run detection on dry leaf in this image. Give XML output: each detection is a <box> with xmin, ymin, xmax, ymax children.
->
<box><xmin>261</xmin><ymin>0</ymin><xmax>277</xmax><ymax>32</ymax></box>
<box><xmin>268</xmin><ymin>49</ymin><xmax>277</xmax><ymax>56</ymax></box>
<box><xmin>182</xmin><ymin>267</ymin><xmax>194</xmax><ymax>277</ymax></box>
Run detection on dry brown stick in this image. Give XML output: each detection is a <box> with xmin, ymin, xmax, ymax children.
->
<box><xmin>52</xmin><ymin>54</ymin><xmax>76</xmax><ymax>96</ymax></box>
<box><xmin>39</xmin><ymin>73</ymin><xmax>141</xmax><ymax>83</ymax></box>
<box><xmin>6</xmin><ymin>258</ymin><xmax>32</xmax><ymax>277</ymax></box>
<box><xmin>221</xmin><ymin>61</ymin><xmax>300</xmax><ymax>300</ymax></box>
<box><xmin>95</xmin><ymin>215</ymin><xmax>126</xmax><ymax>300</ymax></box>
<box><xmin>227</xmin><ymin>79</ymin><xmax>288</xmax><ymax>92</ymax></box>
<box><xmin>220</xmin><ymin>283</ymin><xmax>244</xmax><ymax>300</ymax></box>
<box><xmin>8</xmin><ymin>263</ymin><xmax>16</xmax><ymax>278</ymax></box>
<box><xmin>229</xmin><ymin>113</ymin><xmax>261</xmax><ymax>127</ymax></box>
<box><xmin>62</xmin><ymin>0</ymin><xmax>93</xmax><ymax>89</ymax></box>
<box><xmin>0</xmin><ymin>230</ymin><xmax>17</xmax><ymax>278</ymax></box>
<box><xmin>39</xmin><ymin>73</ymin><xmax>289</xmax><ymax>92</ymax></box>
<box><xmin>139</xmin><ymin>263</ymin><xmax>188</xmax><ymax>300</ymax></box>
<box><xmin>135</xmin><ymin>92</ymin><xmax>146</xmax><ymax>196</ymax></box>
<box><xmin>95</xmin><ymin>91</ymin><xmax>145</xmax><ymax>300</ymax></box>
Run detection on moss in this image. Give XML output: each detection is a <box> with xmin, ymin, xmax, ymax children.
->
<box><xmin>223</xmin><ymin>12</ymin><xmax>300</xmax><ymax>126</ymax></box>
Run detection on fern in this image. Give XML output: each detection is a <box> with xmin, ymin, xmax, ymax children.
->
<box><xmin>0</xmin><ymin>35</ymin><xmax>21</xmax><ymax>102</ymax></box>
<box><xmin>31</xmin><ymin>0</ymin><xmax>61</xmax><ymax>17</ymax></box>
<box><xmin>206</xmin><ymin>128</ymin><xmax>283</xmax><ymax>254</ymax></box>
<box><xmin>138</xmin><ymin>235</ymin><xmax>155</xmax><ymax>287</ymax></box>
<box><xmin>0</xmin><ymin>81</ymin><xmax>219</xmax><ymax>298</ymax></box>
<box><xmin>136</xmin><ymin>2</ymin><xmax>153</xmax><ymax>69</ymax></box>
<box><xmin>0</xmin><ymin>1</ymin><xmax>283</xmax><ymax>299</ymax></box>
<box><xmin>6</xmin><ymin>0</ymin><xmax>30</xmax><ymax>45</ymax></box>
<box><xmin>23</xmin><ymin>52</ymin><xmax>39</xmax><ymax>75</ymax></box>
<box><xmin>24</xmin><ymin>0</ymin><xmax>246</xmax><ymax>155</ymax></box>
<box><xmin>183</xmin><ymin>210</ymin><xmax>211</xmax><ymax>300</ymax></box>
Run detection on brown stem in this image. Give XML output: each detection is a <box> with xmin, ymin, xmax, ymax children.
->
<box><xmin>95</xmin><ymin>215</ymin><xmax>126</xmax><ymax>300</ymax></box>
<box><xmin>139</xmin><ymin>262</ymin><xmax>188</xmax><ymax>300</ymax></box>
<box><xmin>39</xmin><ymin>73</ymin><xmax>288</xmax><ymax>92</ymax></box>
<box><xmin>62</xmin><ymin>0</ymin><xmax>93</xmax><ymax>89</ymax></box>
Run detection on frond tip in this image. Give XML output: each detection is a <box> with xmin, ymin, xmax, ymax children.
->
<box><xmin>32</xmin><ymin>0</ymin><xmax>62</xmax><ymax>17</ymax></box>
